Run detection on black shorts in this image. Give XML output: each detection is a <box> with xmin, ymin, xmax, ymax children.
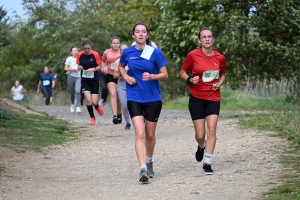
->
<box><xmin>127</xmin><ymin>100</ymin><xmax>162</xmax><ymax>122</ymax></box>
<box><xmin>106</xmin><ymin>74</ymin><xmax>118</xmax><ymax>84</ymax></box>
<box><xmin>81</xmin><ymin>79</ymin><xmax>99</xmax><ymax>95</ymax></box>
<box><xmin>189</xmin><ymin>94</ymin><xmax>220</xmax><ymax>120</ymax></box>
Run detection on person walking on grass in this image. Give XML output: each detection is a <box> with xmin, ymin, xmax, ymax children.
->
<box><xmin>119</xmin><ymin>22</ymin><xmax>168</xmax><ymax>183</ymax></box>
<box><xmin>113</xmin><ymin>44</ymin><xmax>131</xmax><ymax>130</ymax></box>
<box><xmin>65</xmin><ymin>46</ymin><xmax>81</xmax><ymax>113</ymax></box>
<box><xmin>11</xmin><ymin>80</ymin><xmax>26</xmax><ymax>103</ymax></box>
<box><xmin>37</xmin><ymin>66</ymin><xmax>55</xmax><ymax>106</ymax></box>
<box><xmin>101</xmin><ymin>36</ymin><xmax>123</xmax><ymax>125</ymax></box>
<box><xmin>180</xmin><ymin>28</ymin><xmax>226</xmax><ymax>175</ymax></box>
<box><xmin>77</xmin><ymin>39</ymin><xmax>104</xmax><ymax>125</ymax></box>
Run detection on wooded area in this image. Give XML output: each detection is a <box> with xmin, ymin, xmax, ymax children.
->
<box><xmin>0</xmin><ymin>0</ymin><xmax>299</xmax><ymax>99</ymax></box>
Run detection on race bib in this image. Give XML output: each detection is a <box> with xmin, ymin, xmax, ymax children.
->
<box><xmin>110</xmin><ymin>62</ymin><xmax>115</xmax><ymax>70</ymax></box>
<box><xmin>70</xmin><ymin>62</ymin><xmax>78</xmax><ymax>69</ymax></box>
<box><xmin>43</xmin><ymin>80</ymin><xmax>50</xmax><ymax>86</ymax></box>
<box><xmin>82</xmin><ymin>70</ymin><xmax>94</xmax><ymax>78</ymax></box>
<box><xmin>202</xmin><ymin>70</ymin><xmax>220</xmax><ymax>82</ymax></box>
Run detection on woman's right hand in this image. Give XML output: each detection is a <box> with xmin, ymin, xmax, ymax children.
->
<box><xmin>124</xmin><ymin>74</ymin><xmax>136</xmax><ymax>85</ymax></box>
<box><xmin>37</xmin><ymin>88</ymin><xmax>40</xmax><ymax>94</ymax></box>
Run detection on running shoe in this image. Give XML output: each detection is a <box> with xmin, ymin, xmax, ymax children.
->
<box><xmin>124</xmin><ymin>123</ymin><xmax>131</xmax><ymax>130</ymax></box>
<box><xmin>76</xmin><ymin>107</ymin><xmax>81</xmax><ymax>113</ymax></box>
<box><xmin>195</xmin><ymin>145</ymin><xmax>205</xmax><ymax>162</ymax></box>
<box><xmin>117</xmin><ymin>114</ymin><xmax>122</xmax><ymax>124</ymax></box>
<box><xmin>98</xmin><ymin>99</ymin><xmax>105</xmax><ymax>107</ymax></box>
<box><xmin>89</xmin><ymin>117</ymin><xmax>96</xmax><ymax>125</ymax></box>
<box><xmin>146</xmin><ymin>162</ymin><xmax>155</xmax><ymax>178</ymax></box>
<box><xmin>96</xmin><ymin>106</ymin><xmax>104</xmax><ymax>116</ymax></box>
<box><xmin>203</xmin><ymin>163</ymin><xmax>214</xmax><ymax>175</ymax></box>
<box><xmin>139</xmin><ymin>169</ymin><xmax>149</xmax><ymax>183</ymax></box>
<box><xmin>70</xmin><ymin>104</ymin><xmax>75</xmax><ymax>113</ymax></box>
<box><xmin>112</xmin><ymin>116</ymin><xmax>118</xmax><ymax>124</ymax></box>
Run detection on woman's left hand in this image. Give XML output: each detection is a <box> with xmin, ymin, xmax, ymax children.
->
<box><xmin>212</xmin><ymin>83</ymin><xmax>220</xmax><ymax>91</ymax></box>
<box><xmin>142</xmin><ymin>72</ymin><xmax>152</xmax><ymax>81</ymax></box>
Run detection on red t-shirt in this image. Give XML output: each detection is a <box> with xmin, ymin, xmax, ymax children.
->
<box><xmin>181</xmin><ymin>48</ymin><xmax>226</xmax><ymax>101</ymax></box>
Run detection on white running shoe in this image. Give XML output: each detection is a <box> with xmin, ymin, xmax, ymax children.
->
<box><xmin>98</xmin><ymin>99</ymin><xmax>105</xmax><ymax>107</ymax></box>
<box><xmin>76</xmin><ymin>107</ymin><xmax>81</xmax><ymax>113</ymax></box>
<box><xmin>70</xmin><ymin>104</ymin><xmax>75</xmax><ymax>113</ymax></box>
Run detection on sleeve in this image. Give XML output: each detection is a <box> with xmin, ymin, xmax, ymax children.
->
<box><xmin>76</xmin><ymin>51</ymin><xmax>84</xmax><ymax>65</ymax></box>
<box><xmin>120</xmin><ymin>49</ymin><xmax>128</xmax><ymax>67</ymax></box>
<box><xmin>51</xmin><ymin>74</ymin><xmax>55</xmax><ymax>81</ymax></box>
<box><xmin>65</xmin><ymin>57</ymin><xmax>71</xmax><ymax>65</ymax></box>
<box><xmin>39</xmin><ymin>74</ymin><xmax>42</xmax><ymax>80</ymax></box>
<box><xmin>94</xmin><ymin>51</ymin><xmax>101</xmax><ymax>65</ymax></box>
<box><xmin>181</xmin><ymin>52</ymin><xmax>193</xmax><ymax>72</ymax></box>
<box><xmin>11</xmin><ymin>87</ymin><xmax>14</xmax><ymax>91</ymax></box>
<box><xmin>154</xmin><ymin>49</ymin><xmax>168</xmax><ymax>69</ymax></box>
<box><xmin>102</xmin><ymin>50</ymin><xmax>108</xmax><ymax>63</ymax></box>
<box><xmin>220</xmin><ymin>55</ymin><xmax>226</xmax><ymax>74</ymax></box>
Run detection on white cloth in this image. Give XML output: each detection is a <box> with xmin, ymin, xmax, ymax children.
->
<box><xmin>11</xmin><ymin>85</ymin><xmax>24</xmax><ymax>100</ymax></box>
<box><xmin>131</xmin><ymin>41</ymin><xmax>158</xmax><ymax>48</ymax></box>
<box><xmin>65</xmin><ymin>56</ymin><xmax>80</xmax><ymax>77</ymax></box>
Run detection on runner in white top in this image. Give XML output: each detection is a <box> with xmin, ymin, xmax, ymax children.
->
<box><xmin>11</xmin><ymin>80</ymin><xmax>26</xmax><ymax>103</ymax></box>
<box><xmin>65</xmin><ymin>46</ymin><xmax>81</xmax><ymax>113</ymax></box>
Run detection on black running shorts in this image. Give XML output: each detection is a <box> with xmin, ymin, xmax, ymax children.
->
<box><xmin>188</xmin><ymin>94</ymin><xmax>220</xmax><ymax>120</ymax></box>
<box><xmin>106</xmin><ymin>74</ymin><xmax>118</xmax><ymax>84</ymax></box>
<box><xmin>127</xmin><ymin>100</ymin><xmax>162</xmax><ymax>122</ymax></box>
<box><xmin>81</xmin><ymin>79</ymin><xmax>99</xmax><ymax>95</ymax></box>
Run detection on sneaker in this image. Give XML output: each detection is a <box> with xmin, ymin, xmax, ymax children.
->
<box><xmin>96</xmin><ymin>106</ymin><xmax>104</xmax><ymax>116</ymax></box>
<box><xmin>112</xmin><ymin>116</ymin><xmax>118</xmax><ymax>124</ymax></box>
<box><xmin>146</xmin><ymin>162</ymin><xmax>155</xmax><ymax>178</ymax></box>
<box><xmin>139</xmin><ymin>169</ymin><xmax>149</xmax><ymax>183</ymax></box>
<box><xmin>70</xmin><ymin>104</ymin><xmax>75</xmax><ymax>113</ymax></box>
<box><xmin>76</xmin><ymin>107</ymin><xmax>81</xmax><ymax>113</ymax></box>
<box><xmin>117</xmin><ymin>114</ymin><xmax>122</xmax><ymax>124</ymax></box>
<box><xmin>98</xmin><ymin>99</ymin><xmax>105</xmax><ymax>107</ymax></box>
<box><xmin>195</xmin><ymin>145</ymin><xmax>205</xmax><ymax>162</ymax></box>
<box><xmin>203</xmin><ymin>163</ymin><xmax>214</xmax><ymax>175</ymax></box>
<box><xmin>124</xmin><ymin>123</ymin><xmax>131</xmax><ymax>130</ymax></box>
<box><xmin>89</xmin><ymin>117</ymin><xmax>96</xmax><ymax>125</ymax></box>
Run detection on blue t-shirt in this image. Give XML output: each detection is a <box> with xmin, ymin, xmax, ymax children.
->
<box><xmin>39</xmin><ymin>73</ymin><xmax>55</xmax><ymax>90</ymax></box>
<box><xmin>120</xmin><ymin>46</ymin><xmax>168</xmax><ymax>103</ymax></box>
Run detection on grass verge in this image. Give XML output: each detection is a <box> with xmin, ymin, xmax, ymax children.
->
<box><xmin>0</xmin><ymin>109</ymin><xmax>77</xmax><ymax>152</ymax></box>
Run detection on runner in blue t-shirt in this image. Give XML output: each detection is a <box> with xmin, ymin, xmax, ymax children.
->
<box><xmin>119</xmin><ymin>22</ymin><xmax>168</xmax><ymax>183</ymax></box>
<box><xmin>37</xmin><ymin>66</ymin><xmax>55</xmax><ymax>105</ymax></box>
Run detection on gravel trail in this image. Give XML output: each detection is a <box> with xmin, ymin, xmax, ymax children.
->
<box><xmin>0</xmin><ymin>106</ymin><xmax>286</xmax><ymax>200</ymax></box>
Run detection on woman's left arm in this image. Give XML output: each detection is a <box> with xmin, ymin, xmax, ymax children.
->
<box><xmin>142</xmin><ymin>66</ymin><xmax>168</xmax><ymax>81</ymax></box>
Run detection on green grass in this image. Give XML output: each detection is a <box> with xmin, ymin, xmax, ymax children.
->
<box><xmin>0</xmin><ymin>109</ymin><xmax>77</xmax><ymax>152</ymax></box>
<box><xmin>163</xmin><ymin>86</ymin><xmax>300</xmax><ymax>199</ymax></box>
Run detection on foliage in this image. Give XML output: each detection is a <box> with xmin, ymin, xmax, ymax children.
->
<box><xmin>155</xmin><ymin>0</ymin><xmax>300</xmax><ymax>89</ymax></box>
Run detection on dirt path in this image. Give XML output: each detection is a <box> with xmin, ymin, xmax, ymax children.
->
<box><xmin>0</xmin><ymin>106</ymin><xmax>287</xmax><ymax>200</ymax></box>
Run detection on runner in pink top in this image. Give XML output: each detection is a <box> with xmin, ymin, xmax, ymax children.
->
<box><xmin>101</xmin><ymin>36</ymin><xmax>122</xmax><ymax>124</ymax></box>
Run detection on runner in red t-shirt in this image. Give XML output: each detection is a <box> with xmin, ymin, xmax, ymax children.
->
<box><xmin>180</xmin><ymin>28</ymin><xmax>226</xmax><ymax>175</ymax></box>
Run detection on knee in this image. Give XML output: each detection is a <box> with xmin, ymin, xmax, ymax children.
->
<box><xmin>207</xmin><ymin>128</ymin><xmax>217</xmax><ymax>138</ymax></box>
<box><xmin>195</xmin><ymin>134</ymin><xmax>205</xmax><ymax>141</ymax></box>
<box><xmin>145</xmin><ymin>134</ymin><xmax>155</xmax><ymax>142</ymax></box>
<box><xmin>136</xmin><ymin>132</ymin><xmax>145</xmax><ymax>141</ymax></box>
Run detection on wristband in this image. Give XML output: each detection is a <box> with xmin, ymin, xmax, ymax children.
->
<box><xmin>186</xmin><ymin>76</ymin><xmax>193</xmax><ymax>85</ymax></box>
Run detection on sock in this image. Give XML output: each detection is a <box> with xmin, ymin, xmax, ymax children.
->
<box><xmin>94</xmin><ymin>104</ymin><xmax>99</xmax><ymax>109</ymax></box>
<box><xmin>146</xmin><ymin>157</ymin><xmax>152</xmax><ymax>164</ymax></box>
<box><xmin>199</xmin><ymin>141</ymin><xmax>206</xmax><ymax>149</ymax></box>
<box><xmin>141</xmin><ymin>165</ymin><xmax>147</xmax><ymax>171</ymax></box>
<box><xmin>204</xmin><ymin>153</ymin><xmax>213</xmax><ymax>164</ymax></box>
<box><xmin>87</xmin><ymin>105</ymin><xmax>94</xmax><ymax>118</ymax></box>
